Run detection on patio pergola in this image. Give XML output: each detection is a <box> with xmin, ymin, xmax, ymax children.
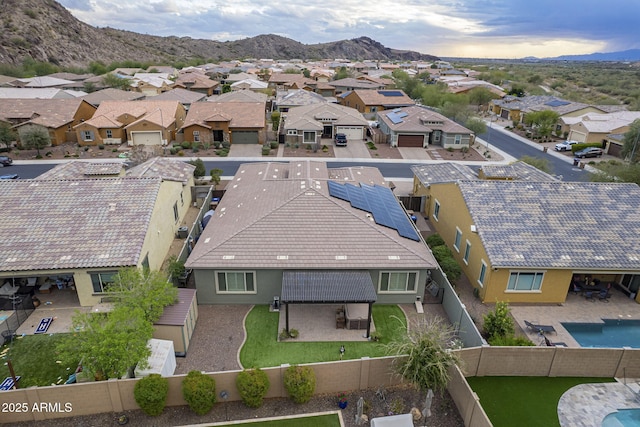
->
<box><xmin>281</xmin><ymin>271</ymin><xmax>378</xmax><ymax>338</ymax></box>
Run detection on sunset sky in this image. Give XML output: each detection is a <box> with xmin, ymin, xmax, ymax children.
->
<box><xmin>58</xmin><ymin>0</ymin><xmax>639</xmax><ymax>58</ymax></box>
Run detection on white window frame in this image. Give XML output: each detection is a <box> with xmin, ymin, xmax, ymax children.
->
<box><xmin>478</xmin><ymin>260</ymin><xmax>487</xmax><ymax>288</ymax></box>
<box><xmin>91</xmin><ymin>271</ymin><xmax>118</xmax><ymax>293</ymax></box>
<box><xmin>506</xmin><ymin>271</ymin><xmax>544</xmax><ymax>292</ymax></box>
<box><xmin>105</xmin><ymin>129</ymin><xmax>113</xmax><ymax>139</ymax></box>
<box><xmin>454</xmin><ymin>228</ymin><xmax>462</xmax><ymax>252</ymax></box>
<box><xmin>378</xmin><ymin>271</ymin><xmax>418</xmax><ymax>293</ymax></box>
<box><xmin>216</xmin><ymin>271</ymin><xmax>256</xmax><ymax>294</ymax></box>
<box><xmin>454</xmin><ymin>134</ymin><xmax>462</xmax><ymax>144</ymax></box>
<box><xmin>82</xmin><ymin>130</ymin><xmax>94</xmax><ymax>141</ymax></box>
<box><xmin>433</xmin><ymin>199</ymin><xmax>441</xmax><ymax>221</ymax></box>
<box><xmin>193</xmin><ymin>130</ymin><xmax>200</xmax><ymax>142</ymax></box>
<box><xmin>463</xmin><ymin>240</ymin><xmax>471</xmax><ymax>265</ymax></box>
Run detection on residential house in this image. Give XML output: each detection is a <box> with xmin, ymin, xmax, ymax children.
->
<box><xmin>185</xmin><ymin>161</ymin><xmax>437</xmax><ymax>323</ymax></box>
<box><xmin>328</xmin><ymin>78</ymin><xmax>386</xmax><ymax>95</ymax></box>
<box><xmin>376</xmin><ymin>105</ymin><xmax>473</xmax><ymax>148</ymax></box>
<box><xmin>82</xmin><ymin>88</ymin><xmax>146</xmax><ymax>107</ymax></box>
<box><xmin>489</xmin><ymin>96</ymin><xmax>610</xmax><ymax>125</ymax></box>
<box><xmin>0</xmin><ymin>88</ymin><xmax>86</xmax><ymax>99</ymax></box>
<box><xmin>223</xmin><ymin>72</ymin><xmax>260</xmax><ymax>85</ymax></box>
<box><xmin>131</xmin><ymin>73</ymin><xmax>175</xmax><ymax>96</ymax></box>
<box><xmin>411</xmin><ymin>165</ymin><xmax>640</xmax><ymax>304</ymax></box>
<box><xmin>564</xmin><ymin>111</ymin><xmax>640</xmax><ymax>150</ymax></box>
<box><xmin>150</xmin><ymin>88</ymin><xmax>207</xmax><ymax>111</ymax></box>
<box><xmin>174</xmin><ymin>72</ymin><xmax>219</xmax><ymax>96</ymax></box>
<box><xmin>339</xmin><ymin>89</ymin><xmax>415</xmax><ymax>116</ymax></box>
<box><xmin>181</xmin><ymin>101</ymin><xmax>266</xmax><ymax>145</ymax></box>
<box><xmin>0</xmin><ymin>98</ymin><xmax>97</xmax><ymax>146</ymax></box>
<box><xmin>207</xmin><ymin>90</ymin><xmax>268</xmax><ymax>104</ymax></box>
<box><xmin>230</xmin><ymin>78</ymin><xmax>268</xmax><ymax>92</ymax></box>
<box><xmin>268</xmin><ymin>73</ymin><xmax>314</xmax><ymax>91</ymax></box>
<box><xmin>273</xmin><ymin>89</ymin><xmax>327</xmax><ymax>112</ymax></box>
<box><xmin>74</xmin><ymin>100</ymin><xmax>186</xmax><ymax>146</ymax></box>
<box><xmin>8</xmin><ymin>76</ymin><xmax>75</xmax><ymax>88</ymax></box>
<box><xmin>0</xmin><ymin>157</ymin><xmax>195</xmax><ymax>307</ymax></box>
<box><xmin>281</xmin><ymin>102</ymin><xmax>369</xmax><ymax>144</ymax></box>
<box><xmin>477</xmin><ymin>161</ymin><xmax>559</xmax><ymax>182</ymax></box>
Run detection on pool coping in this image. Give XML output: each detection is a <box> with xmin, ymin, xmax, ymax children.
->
<box><xmin>558</xmin><ymin>381</ymin><xmax>640</xmax><ymax>427</ymax></box>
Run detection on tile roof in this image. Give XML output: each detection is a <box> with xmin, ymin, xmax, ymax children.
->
<box><xmin>181</xmin><ymin>102</ymin><xmax>265</xmax><ymax>130</ymax></box>
<box><xmin>207</xmin><ymin>90</ymin><xmax>268</xmax><ymax>103</ymax></box>
<box><xmin>36</xmin><ymin>161</ymin><xmax>125</xmax><ymax>180</ymax></box>
<box><xmin>379</xmin><ymin>106</ymin><xmax>472</xmax><ymax>134</ymax></box>
<box><xmin>349</xmin><ymin>90</ymin><xmax>415</xmax><ymax>107</ymax></box>
<box><xmin>155</xmin><ymin>288</ymin><xmax>197</xmax><ymax>326</ymax></box>
<box><xmin>126</xmin><ymin>157</ymin><xmax>196</xmax><ymax>183</ymax></box>
<box><xmin>411</xmin><ymin>163</ymin><xmax>477</xmax><ymax>185</ymax></box>
<box><xmin>0</xmin><ymin>98</ymin><xmax>91</xmax><ymax>129</ymax></box>
<box><xmin>328</xmin><ymin>78</ymin><xmax>384</xmax><ymax>89</ymax></box>
<box><xmin>479</xmin><ymin>161</ymin><xmax>559</xmax><ymax>182</ymax></box>
<box><xmin>81</xmin><ymin>88</ymin><xmax>146</xmax><ymax>106</ymax></box>
<box><xmin>282</xmin><ymin>103</ymin><xmax>369</xmax><ymax>129</ymax></box>
<box><xmin>81</xmin><ymin>100</ymin><xmax>181</xmax><ymax>129</ymax></box>
<box><xmin>0</xmin><ymin>178</ymin><xmax>162</xmax><ymax>271</ymax></box>
<box><xmin>457</xmin><ymin>180</ymin><xmax>640</xmax><ymax>269</ymax></box>
<box><xmin>281</xmin><ymin>271</ymin><xmax>377</xmax><ymax>303</ymax></box>
<box><xmin>0</xmin><ymin>88</ymin><xmax>82</xmax><ymax>99</ymax></box>
<box><xmin>151</xmin><ymin>88</ymin><xmax>207</xmax><ymax>104</ymax></box>
<box><xmin>276</xmin><ymin>89</ymin><xmax>327</xmax><ymax>107</ymax></box>
<box><xmin>186</xmin><ymin>161</ymin><xmax>436</xmax><ymax>270</ymax></box>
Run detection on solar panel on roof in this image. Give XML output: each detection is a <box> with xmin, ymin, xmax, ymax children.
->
<box><xmin>545</xmin><ymin>99</ymin><xmax>570</xmax><ymax>107</ymax></box>
<box><xmin>378</xmin><ymin>90</ymin><xmax>404</xmax><ymax>96</ymax></box>
<box><xmin>328</xmin><ymin>180</ymin><xmax>349</xmax><ymax>201</ymax></box>
<box><xmin>345</xmin><ymin>183</ymin><xmax>369</xmax><ymax>211</ymax></box>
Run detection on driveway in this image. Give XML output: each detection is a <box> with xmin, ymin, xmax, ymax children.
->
<box><xmin>332</xmin><ymin>139</ymin><xmax>371</xmax><ymax>159</ymax></box>
<box><xmin>228</xmin><ymin>144</ymin><xmax>263</xmax><ymax>158</ymax></box>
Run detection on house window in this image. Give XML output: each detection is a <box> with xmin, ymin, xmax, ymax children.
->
<box><xmin>217</xmin><ymin>271</ymin><xmax>255</xmax><ymax>293</ymax></box>
<box><xmin>507</xmin><ymin>272</ymin><xmax>544</xmax><ymax>292</ymax></box>
<box><xmin>193</xmin><ymin>131</ymin><xmax>200</xmax><ymax>142</ymax></box>
<box><xmin>433</xmin><ymin>131</ymin><xmax>441</xmax><ymax>142</ymax></box>
<box><xmin>287</xmin><ymin>130</ymin><xmax>298</xmax><ymax>135</ymax></box>
<box><xmin>91</xmin><ymin>272</ymin><xmax>118</xmax><ymax>293</ymax></box>
<box><xmin>478</xmin><ymin>261</ymin><xmax>487</xmax><ymax>287</ymax></box>
<box><xmin>82</xmin><ymin>130</ymin><xmax>94</xmax><ymax>141</ymax></box>
<box><xmin>463</xmin><ymin>241</ymin><xmax>471</xmax><ymax>264</ymax></box>
<box><xmin>454</xmin><ymin>228</ymin><xmax>462</xmax><ymax>252</ymax></box>
<box><xmin>379</xmin><ymin>271</ymin><xmax>417</xmax><ymax>293</ymax></box>
<box><xmin>370</xmin><ymin>106</ymin><xmax>378</xmax><ymax>112</ymax></box>
<box><xmin>433</xmin><ymin>200</ymin><xmax>440</xmax><ymax>221</ymax></box>
<box><xmin>303</xmin><ymin>131</ymin><xmax>315</xmax><ymax>143</ymax></box>
<box><xmin>173</xmin><ymin>202</ymin><xmax>179</xmax><ymax>223</ymax></box>
<box><xmin>454</xmin><ymin>135</ymin><xmax>462</xmax><ymax>145</ymax></box>
<box><xmin>106</xmin><ymin>129</ymin><xmax>113</xmax><ymax>139</ymax></box>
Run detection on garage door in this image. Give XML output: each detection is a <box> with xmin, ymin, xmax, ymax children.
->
<box><xmin>568</xmin><ymin>131</ymin><xmax>586</xmax><ymax>143</ymax></box>
<box><xmin>336</xmin><ymin>126</ymin><xmax>363</xmax><ymax>141</ymax></box>
<box><xmin>131</xmin><ymin>131</ymin><xmax>162</xmax><ymax>145</ymax></box>
<box><xmin>397</xmin><ymin>134</ymin><xmax>424</xmax><ymax>147</ymax></box>
<box><xmin>232</xmin><ymin>131</ymin><xmax>258</xmax><ymax>144</ymax></box>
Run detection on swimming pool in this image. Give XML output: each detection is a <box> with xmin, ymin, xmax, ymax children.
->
<box><xmin>562</xmin><ymin>319</ymin><xmax>640</xmax><ymax>348</ymax></box>
<box><xmin>602</xmin><ymin>408</ymin><xmax>640</xmax><ymax>427</ymax></box>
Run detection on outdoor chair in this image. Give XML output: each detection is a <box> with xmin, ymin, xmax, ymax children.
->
<box><xmin>542</xmin><ymin>335</ymin><xmax>567</xmax><ymax>347</ymax></box>
<box><xmin>525</xmin><ymin>320</ymin><xmax>557</xmax><ymax>335</ymax></box>
<box><xmin>598</xmin><ymin>289</ymin><xmax>612</xmax><ymax>302</ymax></box>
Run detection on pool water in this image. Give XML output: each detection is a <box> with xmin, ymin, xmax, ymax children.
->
<box><xmin>602</xmin><ymin>408</ymin><xmax>640</xmax><ymax>427</ymax></box>
<box><xmin>561</xmin><ymin>319</ymin><xmax>640</xmax><ymax>348</ymax></box>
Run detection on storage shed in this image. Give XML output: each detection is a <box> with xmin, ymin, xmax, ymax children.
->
<box><xmin>153</xmin><ymin>288</ymin><xmax>198</xmax><ymax>356</ymax></box>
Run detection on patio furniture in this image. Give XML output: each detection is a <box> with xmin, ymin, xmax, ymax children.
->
<box><xmin>336</xmin><ymin>306</ymin><xmax>346</xmax><ymax>329</ymax></box>
<box><xmin>0</xmin><ymin>282</ymin><xmax>19</xmax><ymax>297</ymax></box>
<box><xmin>543</xmin><ymin>335</ymin><xmax>567</xmax><ymax>347</ymax></box>
<box><xmin>38</xmin><ymin>282</ymin><xmax>52</xmax><ymax>293</ymax></box>
<box><xmin>525</xmin><ymin>320</ymin><xmax>557</xmax><ymax>335</ymax></box>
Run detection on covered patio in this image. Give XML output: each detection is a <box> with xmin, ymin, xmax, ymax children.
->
<box><xmin>280</xmin><ymin>271</ymin><xmax>378</xmax><ymax>341</ymax></box>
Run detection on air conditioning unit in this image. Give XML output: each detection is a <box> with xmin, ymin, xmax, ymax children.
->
<box><xmin>176</xmin><ymin>226</ymin><xmax>188</xmax><ymax>239</ymax></box>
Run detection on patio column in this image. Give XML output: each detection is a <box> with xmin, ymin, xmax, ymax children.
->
<box><xmin>365</xmin><ymin>302</ymin><xmax>372</xmax><ymax>339</ymax></box>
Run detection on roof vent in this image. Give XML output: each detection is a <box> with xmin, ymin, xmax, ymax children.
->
<box><xmin>276</xmin><ymin>255</ymin><xmax>289</xmax><ymax>260</ymax></box>
<box><xmin>222</xmin><ymin>255</ymin><xmax>235</xmax><ymax>260</ymax></box>
<box><xmin>335</xmin><ymin>255</ymin><xmax>347</xmax><ymax>260</ymax></box>
<box><xmin>388</xmin><ymin>255</ymin><xmax>400</xmax><ymax>260</ymax></box>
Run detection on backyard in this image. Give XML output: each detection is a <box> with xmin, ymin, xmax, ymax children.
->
<box><xmin>466</xmin><ymin>376</ymin><xmax>615</xmax><ymax>427</ymax></box>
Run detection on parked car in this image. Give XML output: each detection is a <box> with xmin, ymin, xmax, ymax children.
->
<box><xmin>574</xmin><ymin>147</ymin><xmax>603</xmax><ymax>158</ymax></box>
<box><xmin>0</xmin><ymin>156</ymin><xmax>13</xmax><ymax>167</ymax></box>
<box><xmin>0</xmin><ymin>174</ymin><xmax>18</xmax><ymax>179</ymax></box>
<box><xmin>554</xmin><ymin>140</ymin><xmax>578</xmax><ymax>152</ymax></box>
<box><xmin>334</xmin><ymin>133</ymin><xmax>347</xmax><ymax>146</ymax></box>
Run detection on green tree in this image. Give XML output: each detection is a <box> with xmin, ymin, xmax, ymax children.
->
<box><xmin>102</xmin><ymin>73</ymin><xmax>132</xmax><ymax>90</ymax></box>
<box><xmin>20</xmin><ymin>127</ymin><xmax>50</xmax><ymax>156</ymax></box>
<box><xmin>210</xmin><ymin>168</ymin><xmax>223</xmax><ymax>190</ymax></box>
<box><xmin>591</xmin><ymin>161</ymin><xmax>640</xmax><ymax>186</ymax></box>
<box><xmin>270</xmin><ymin>111</ymin><xmax>281</xmax><ymax>131</ymax></box>
<box><xmin>507</xmin><ymin>85</ymin><xmax>525</xmax><ymax>97</ymax></box>
<box><xmin>385</xmin><ymin>316</ymin><xmax>461</xmax><ymax>394</ymax></box>
<box><xmin>621</xmin><ymin>119</ymin><xmax>640</xmax><ymax>163</ymax></box>
<box><xmin>284</xmin><ymin>68</ymin><xmax>300</xmax><ymax>74</ymax></box>
<box><xmin>302</xmin><ymin>69</ymin><xmax>311</xmax><ymax>78</ymax></box>
<box><xmin>523</xmin><ymin>110</ymin><xmax>559</xmax><ymax>138</ymax></box>
<box><xmin>222</xmin><ymin>84</ymin><xmax>231</xmax><ymax>93</ymax></box>
<box><xmin>333</xmin><ymin>66</ymin><xmax>350</xmax><ymax>80</ymax></box>
<box><xmin>0</xmin><ymin>122</ymin><xmax>17</xmax><ymax>150</ymax></box>
<box><xmin>468</xmin><ymin>87</ymin><xmax>496</xmax><ymax>111</ymax></box>
<box><xmin>465</xmin><ymin>117</ymin><xmax>487</xmax><ymax>136</ymax></box>
<box><xmin>188</xmin><ymin>158</ymin><xmax>206</xmax><ymax>178</ymax></box>
<box><xmin>519</xmin><ymin>155</ymin><xmax>552</xmax><ymax>174</ymax></box>
<box><xmin>88</xmin><ymin>61</ymin><xmax>108</xmax><ymax>76</ymax></box>
<box><xmin>483</xmin><ymin>301</ymin><xmax>515</xmax><ymax>340</ymax></box>
<box><xmin>83</xmin><ymin>81</ymin><xmax>97</xmax><ymax>93</ymax></box>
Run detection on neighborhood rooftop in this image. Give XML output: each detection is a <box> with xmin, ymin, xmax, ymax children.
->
<box><xmin>458</xmin><ymin>180</ymin><xmax>640</xmax><ymax>269</ymax></box>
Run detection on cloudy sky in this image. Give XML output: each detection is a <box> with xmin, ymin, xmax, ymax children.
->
<box><xmin>58</xmin><ymin>0</ymin><xmax>638</xmax><ymax>58</ymax></box>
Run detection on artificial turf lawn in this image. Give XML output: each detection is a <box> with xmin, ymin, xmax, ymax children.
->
<box><xmin>0</xmin><ymin>333</ymin><xmax>79</xmax><ymax>388</ymax></box>
<box><xmin>466</xmin><ymin>376</ymin><xmax>615</xmax><ymax>427</ymax></box>
<box><xmin>219</xmin><ymin>414</ymin><xmax>340</xmax><ymax>426</ymax></box>
<box><xmin>239</xmin><ymin>305</ymin><xmax>406</xmax><ymax>368</ymax></box>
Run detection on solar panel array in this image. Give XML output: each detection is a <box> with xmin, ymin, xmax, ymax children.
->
<box><xmin>386</xmin><ymin>110</ymin><xmax>408</xmax><ymax>124</ymax></box>
<box><xmin>327</xmin><ymin>181</ymin><xmax>420</xmax><ymax>241</ymax></box>
<box><xmin>378</xmin><ymin>90</ymin><xmax>404</xmax><ymax>97</ymax></box>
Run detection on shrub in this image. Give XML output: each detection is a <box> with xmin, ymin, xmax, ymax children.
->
<box><xmin>45</xmin><ymin>151</ymin><xmax>52</xmax><ymax>157</ymax></box>
<box><xmin>279</xmin><ymin>328</ymin><xmax>299</xmax><ymax>340</ymax></box>
<box><xmin>181</xmin><ymin>141</ymin><xmax>192</xmax><ymax>149</ymax></box>
<box><xmin>322</xmin><ymin>144</ymin><xmax>329</xmax><ymax>152</ymax></box>
<box><xmin>483</xmin><ymin>301</ymin><xmax>515</xmax><ymax>340</ymax></box>
<box><xmin>283</xmin><ymin>365</ymin><xmax>316</xmax><ymax>404</ymax></box>
<box><xmin>177</xmin><ymin>150</ymin><xmax>184</xmax><ymax>156</ymax></box>
<box><xmin>438</xmin><ymin>258</ymin><xmax>462</xmax><ymax>282</ymax></box>
<box><xmin>425</xmin><ymin>234</ymin><xmax>445</xmax><ymax>248</ymax></box>
<box><xmin>288</xmin><ymin>328</ymin><xmax>299</xmax><ymax>339</ymax></box>
<box><xmin>182</xmin><ymin>371</ymin><xmax>216</xmax><ymax>415</ymax></box>
<box><xmin>83</xmin><ymin>146</ymin><xmax>89</xmax><ymax>151</ymax></box>
<box><xmin>216</xmin><ymin>148</ymin><xmax>229</xmax><ymax>157</ymax></box>
<box><xmin>236</xmin><ymin>368</ymin><xmax>270</xmax><ymax>408</ymax></box>
<box><xmin>262</xmin><ymin>146</ymin><xmax>271</xmax><ymax>156</ymax></box>
<box><xmin>305</xmin><ymin>144</ymin><xmax>312</xmax><ymax>151</ymax></box>
<box><xmin>431</xmin><ymin>245</ymin><xmax>452</xmax><ymax>262</ymax></box>
<box><xmin>98</xmin><ymin>144</ymin><xmax>105</xmax><ymax>150</ymax></box>
<box><xmin>488</xmin><ymin>334</ymin><xmax>535</xmax><ymax>346</ymax></box>
<box><xmin>270</xmin><ymin>141</ymin><xmax>279</xmax><ymax>149</ymax></box>
<box><xmin>221</xmin><ymin>140</ymin><xmax>230</xmax><ymax>149</ymax></box>
<box><xmin>112</xmin><ymin>148</ymin><xmax>118</xmax><ymax>152</ymax></box>
<box><xmin>188</xmin><ymin>158</ymin><xmax>206</xmax><ymax>178</ymax></box>
<box><xmin>134</xmin><ymin>374</ymin><xmax>169</xmax><ymax>416</ymax></box>
<box><xmin>170</xmin><ymin>147</ymin><xmax>180</xmax><ymax>155</ymax></box>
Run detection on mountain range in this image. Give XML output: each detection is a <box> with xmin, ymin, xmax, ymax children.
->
<box><xmin>546</xmin><ymin>49</ymin><xmax>640</xmax><ymax>62</ymax></box>
<box><xmin>0</xmin><ymin>0</ymin><xmax>437</xmax><ymax>68</ymax></box>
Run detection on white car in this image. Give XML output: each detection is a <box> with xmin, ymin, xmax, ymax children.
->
<box><xmin>555</xmin><ymin>140</ymin><xmax>578</xmax><ymax>152</ymax></box>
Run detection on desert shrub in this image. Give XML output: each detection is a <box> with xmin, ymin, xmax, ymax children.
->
<box><xmin>288</xmin><ymin>328</ymin><xmax>299</xmax><ymax>339</ymax></box>
<box><xmin>279</xmin><ymin>328</ymin><xmax>299</xmax><ymax>340</ymax></box>
<box><xmin>177</xmin><ymin>150</ymin><xmax>184</xmax><ymax>156</ymax></box>
<box><xmin>112</xmin><ymin>148</ymin><xmax>118</xmax><ymax>152</ymax></box>
<box><xmin>483</xmin><ymin>301</ymin><xmax>515</xmax><ymax>340</ymax></box>
<box><xmin>488</xmin><ymin>334</ymin><xmax>535</xmax><ymax>346</ymax></box>
<box><xmin>181</xmin><ymin>141</ymin><xmax>192</xmax><ymax>149</ymax></box>
<box><xmin>221</xmin><ymin>140</ymin><xmax>230</xmax><ymax>149</ymax></box>
<box><xmin>134</xmin><ymin>374</ymin><xmax>168</xmax><ymax>416</ymax></box>
<box><xmin>83</xmin><ymin>146</ymin><xmax>89</xmax><ymax>151</ymax></box>
<box><xmin>322</xmin><ymin>144</ymin><xmax>329</xmax><ymax>152</ymax></box>
<box><xmin>262</xmin><ymin>146</ymin><xmax>271</xmax><ymax>156</ymax></box>
<box><xmin>170</xmin><ymin>147</ymin><xmax>180</xmax><ymax>155</ymax></box>
<box><xmin>305</xmin><ymin>144</ymin><xmax>312</xmax><ymax>151</ymax></box>
<box><xmin>236</xmin><ymin>368</ymin><xmax>270</xmax><ymax>408</ymax></box>
<box><xmin>202</xmin><ymin>142</ymin><xmax>211</xmax><ymax>150</ymax></box>
<box><xmin>425</xmin><ymin>234</ymin><xmax>445</xmax><ymax>248</ymax></box>
<box><xmin>270</xmin><ymin>141</ymin><xmax>279</xmax><ymax>149</ymax></box>
<box><xmin>35</xmin><ymin>154</ymin><xmax>42</xmax><ymax>159</ymax></box>
<box><xmin>431</xmin><ymin>245</ymin><xmax>452</xmax><ymax>262</ymax></box>
<box><xmin>283</xmin><ymin>365</ymin><xmax>316</xmax><ymax>404</ymax></box>
<box><xmin>182</xmin><ymin>371</ymin><xmax>216</xmax><ymax>415</ymax></box>
<box><xmin>45</xmin><ymin>151</ymin><xmax>52</xmax><ymax>157</ymax></box>
<box><xmin>216</xmin><ymin>148</ymin><xmax>229</xmax><ymax>157</ymax></box>
<box><xmin>438</xmin><ymin>258</ymin><xmax>462</xmax><ymax>282</ymax></box>
<box><xmin>98</xmin><ymin>144</ymin><xmax>104</xmax><ymax>150</ymax></box>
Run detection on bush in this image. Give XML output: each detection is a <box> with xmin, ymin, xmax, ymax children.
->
<box><xmin>425</xmin><ymin>234</ymin><xmax>445</xmax><ymax>248</ymax></box>
<box><xmin>112</xmin><ymin>148</ymin><xmax>118</xmax><ymax>152</ymax></box>
<box><xmin>279</xmin><ymin>328</ymin><xmax>299</xmax><ymax>340</ymax></box>
<box><xmin>438</xmin><ymin>257</ymin><xmax>461</xmax><ymax>282</ymax></box>
<box><xmin>270</xmin><ymin>141</ymin><xmax>279</xmax><ymax>149</ymax></box>
<box><xmin>431</xmin><ymin>245</ymin><xmax>452</xmax><ymax>262</ymax></box>
<box><xmin>483</xmin><ymin>301</ymin><xmax>515</xmax><ymax>340</ymax></box>
<box><xmin>188</xmin><ymin>158</ymin><xmax>206</xmax><ymax>177</ymax></box>
<box><xmin>98</xmin><ymin>144</ymin><xmax>104</xmax><ymax>150</ymax></box>
<box><xmin>134</xmin><ymin>374</ymin><xmax>169</xmax><ymax>416</ymax></box>
<box><xmin>216</xmin><ymin>148</ymin><xmax>229</xmax><ymax>157</ymax></box>
<box><xmin>236</xmin><ymin>368</ymin><xmax>270</xmax><ymax>408</ymax></box>
<box><xmin>221</xmin><ymin>140</ymin><xmax>230</xmax><ymax>149</ymax></box>
<box><xmin>488</xmin><ymin>334</ymin><xmax>535</xmax><ymax>346</ymax></box>
<box><xmin>170</xmin><ymin>147</ymin><xmax>180</xmax><ymax>155</ymax></box>
<box><xmin>182</xmin><ymin>371</ymin><xmax>216</xmax><ymax>415</ymax></box>
<box><xmin>262</xmin><ymin>146</ymin><xmax>271</xmax><ymax>156</ymax></box>
<box><xmin>181</xmin><ymin>141</ymin><xmax>192</xmax><ymax>149</ymax></box>
<box><xmin>283</xmin><ymin>365</ymin><xmax>316</xmax><ymax>404</ymax></box>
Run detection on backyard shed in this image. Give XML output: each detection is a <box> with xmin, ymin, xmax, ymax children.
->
<box><xmin>134</xmin><ymin>338</ymin><xmax>176</xmax><ymax>378</ymax></box>
<box><xmin>153</xmin><ymin>288</ymin><xmax>198</xmax><ymax>356</ymax></box>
